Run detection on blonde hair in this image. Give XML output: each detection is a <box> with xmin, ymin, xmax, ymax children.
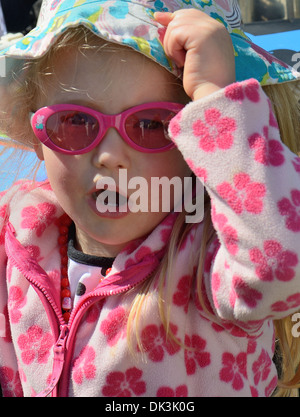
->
<box><xmin>2</xmin><ymin>26</ymin><xmax>300</xmax><ymax>391</ymax></box>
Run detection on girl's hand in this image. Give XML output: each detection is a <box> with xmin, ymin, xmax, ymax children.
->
<box><xmin>154</xmin><ymin>9</ymin><xmax>236</xmax><ymax>101</ymax></box>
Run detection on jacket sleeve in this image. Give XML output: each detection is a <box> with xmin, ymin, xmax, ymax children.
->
<box><xmin>169</xmin><ymin>78</ymin><xmax>300</xmax><ymax>329</ymax></box>
<box><xmin>0</xmin><ymin>182</ymin><xmax>24</xmax><ymax>396</ymax></box>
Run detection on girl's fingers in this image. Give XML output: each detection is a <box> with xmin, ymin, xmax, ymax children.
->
<box><xmin>153</xmin><ymin>12</ymin><xmax>174</xmax><ymax>26</ymax></box>
<box><xmin>154</xmin><ymin>12</ymin><xmax>188</xmax><ymax>67</ymax></box>
<box><xmin>154</xmin><ymin>9</ymin><xmax>235</xmax><ymax>99</ymax></box>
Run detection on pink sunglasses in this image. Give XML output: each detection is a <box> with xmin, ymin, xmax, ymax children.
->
<box><xmin>30</xmin><ymin>102</ymin><xmax>184</xmax><ymax>154</ymax></box>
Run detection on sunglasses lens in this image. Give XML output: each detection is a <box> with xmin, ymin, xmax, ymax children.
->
<box><xmin>125</xmin><ymin>109</ymin><xmax>175</xmax><ymax>149</ymax></box>
<box><xmin>46</xmin><ymin>111</ymin><xmax>99</xmax><ymax>151</ymax></box>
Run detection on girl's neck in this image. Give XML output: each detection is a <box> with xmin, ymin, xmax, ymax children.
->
<box><xmin>73</xmin><ymin>223</ymin><xmax>126</xmax><ymax>258</ymax></box>
<box><xmin>68</xmin><ymin>222</ymin><xmax>115</xmax><ymax>265</ymax></box>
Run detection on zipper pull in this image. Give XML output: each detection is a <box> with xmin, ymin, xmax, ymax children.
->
<box><xmin>35</xmin><ymin>324</ymin><xmax>69</xmax><ymax>397</ymax></box>
<box><xmin>53</xmin><ymin>324</ymin><xmax>69</xmax><ymax>359</ymax></box>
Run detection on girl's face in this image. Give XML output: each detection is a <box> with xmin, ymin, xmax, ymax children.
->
<box><xmin>35</xmin><ymin>45</ymin><xmax>191</xmax><ymax>257</ymax></box>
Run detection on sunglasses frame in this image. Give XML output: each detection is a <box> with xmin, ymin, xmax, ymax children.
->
<box><xmin>30</xmin><ymin>102</ymin><xmax>184</xmax><ymax>155</ymax></box>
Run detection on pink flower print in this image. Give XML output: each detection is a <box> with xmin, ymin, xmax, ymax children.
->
<box><xmin>0</xmin><ymin>225</ymin><xmax>5</xmax><ymax>245</ymax></box>
<box><xmin>2</xmin><ymin>305</ymin><xmax>12</xmax><ymax>343</ymax></box>
<box><xmin>135</xmin><ymin>245</ymin><xmax>152</xmax><ymax>261</ymax></box>
<box><xmin>193</xmin><ymin>108</ymin><xmax>236</xmax><ymax>152</ymax></box>
<box><xmin>169</xmin><ymin>111</ymin><xmax>182</xmax><ymax>139</ymax></box>
<box><xmin>8</xmin><ymin>286</ymin><xmax>27</xmax><ymax>324</ymax></box>
<box><xmin>212</xmin><ymin>272</ymin><xmax>221</xmax><ymax>309</ymax></box>
<box><xmin>225</xmin><ymin>79</ymin><xmax>260</xmax><ymax>103</ymax></box>
<box><xmin>100</xmin><ymin>307</ymin><xmax>128</xmax><ymax>346</ymax></box>
<box><xmin>125</xmin><ymin>245</ymin><xmax>152</xmax><ymax>268</ymax></box>
<box><xmin>268</xmin><ymin>100</ymin><xmax>279</xmax><ymax>128</ymax></box>
<box><xmin>185</xmin><ymin>159</ymin><xmax>207</xmax><ymax>182</ymax></box>
<box><xmin>204</xmin><ymin>239</ymin><xmax>220</xmax><ymax>273</ymax></box>
<box><xmin>0</xmin><ymin>203</ymin><xmax>7</xmax><ymax>219</ymax></box>
<box><xmin>39</xmin><ymin>180</ymin><xmax>52</xmax><ymax>191</ymax></box>
<box><xmin>212</xmin><ymin>321</ymin><xmax>249</xmax><ymax>338</ymax></box>
<box><xmin>194</xmin><ymin>282</ymin><xmax>214</xmax><ymax>316</ymax></box>
<box><xmin>219</xmin><ymin>352</ymin><xmax>247</xmax><ymax>391</ymax></box>
<box><xmin>251</xmin><ymin>386</ymin><xmax>259</xmax><ymax>397</ymax></box>
<box><xmin>250</xmin><ymin>240</ymin><xmax>298</xmax><ymax>282</ymax></box>
<box><xmin>139</xmin><ymin>323</ymin><xmax>180</xmax><ymax>362</ymax></box>
<box><xmin>24</xmin><ymin>245</ymin><xmax>43</xmax><ymax>263</ymax></box>
<box><xmin>230</xmin><ymin>276</ymin><xmax>263</xmax><ymax>309</ymax></box>
<box><xmin>21</xmin><ymin>203</ymin><xmax>57</xmax><ymax>237</ymax></box>
<box><xmin>222</xmin><ymin>224</ymin><xmax>239</xmax><ymax>255</ymax></box>
<box><xmin>278</xmin><ymin>189</ymin><xmax>300</xmax><ymax>232</ymax></box>
<box><xmin>293</xmin><ymin>156</ymin><xmax>300</xmax><ymax>175</ymax></box>
<box><xmin>102</xmin><ymin>367</ymin><xmax>146</xmax><ymax>397</ymax></box>
<box><xmin>248</xmin><ymin>127</ymin><xmax>285</xmax><ymax>166</ymax></box>
<box><xmin>184</xmin><ymin>334</ymin><xmax>211</xmax><ymax>375</ymax></box>
<box><xmin>271</xmin><ymin>293</ymin><xmax>300</xmax><ymax>312</ymax></box>
<box><xmin>211</xmin><ymin>207</ymin><xmax>239</xmax><ymax>255</ymax></box>
<box><xmin>156</xmin><ymin>385</ymin><xmax>188</xmax><ymax>397</ymax></box>
<box><xmin>86</xmin><ymin>302</ymin><xmax>102</xmax><ymax>323</ymax></box>
<box><xmin>265</xmin><ymin>376</ymin><xmax>277</xmax><ymax>397</ymax></box>
<box><xmin>247</xmin><ymin>340</ymin><xmax>257</xmax><ymax>355</ymax></box>
<box><xmin>17</xmin><ymin>325</ymin><xmax>53</xmax><ymax>365</ymax></box>
<box><xmin>0</xmin><ymin>367</ymin><xmax>23</xmax><ymax>397</ymax></box>
<box><xmin>173</xmin><ymin>275</ymin><xmax>192</xmax><ymax>313</ymax></box>
<box><xmin>217</xmin><ymin>173</ymin><xmax>266</xmax><ymax>215</ymax></box>
<box><xmin>211</xmin><ymin>204</ymin><xmax>227</xmax><ymax>228</ymax></box>
<box><xmin>47</xmin><ymin>269</ymin><xmax>60</xmax><ymax>292</ymax></box>
<box><xmin>160</xmin><ymin>215</ymin><xmax>178</xmax><ymax>244</ymax></box>
<box><xmin>73</xmin><ymin>346</ymin><xmax>96</xmax><ymax>385</ymax></box>
<box><xmin>0</xmin><ymin>204</ymin><xmax>8</xmax><ymax>244</ymax></box>
<box><xmin>252</xmin><ymin>349</ymin><xmax>271</xmax><ymax>386</ymax></box>
<box><xmin>178</xmin><ymin>227</ymin><xmax>196</xmax><ymax>252</ymax></box>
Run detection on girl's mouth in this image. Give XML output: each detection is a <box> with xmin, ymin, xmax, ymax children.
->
<box><xmin>88</xmin><ymin>175</ymin><xmax>130</xmax><ymax>218</ymax></box>
<box><xmin>92</xmin><ymin>188</ymin><xmax>128</xmax><ymax>209</ymax></box>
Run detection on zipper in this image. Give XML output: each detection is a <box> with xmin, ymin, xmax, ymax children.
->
<box><xmin>5</xmin><ymin>222</ymin><xmax>161</xmax><ymax>397</ymax></box>
<box><xmin>57</xmin><ymin>265</ymin><xmax>159</xmax><ymax>397</ymax></box>
<box><xmin>35</xmin><ymin>324</ymin><xmax>69</xmax><ymax>397</ymax></box>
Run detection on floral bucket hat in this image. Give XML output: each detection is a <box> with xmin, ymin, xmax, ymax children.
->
<box><xmin>0</xmin><ymin>0</ymin><xmax>299</xmax><ymax>86</ymax></box>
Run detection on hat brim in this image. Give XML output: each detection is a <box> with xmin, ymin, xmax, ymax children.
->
<box><xmin>231</xmin><ymin>32</ymin><xmax>300</xmax><ymax>85</ymax></box>
<box><xmin>0</xmin><ymin>0</ymin><xmax>299</xmax><ymax>86</ymax></box>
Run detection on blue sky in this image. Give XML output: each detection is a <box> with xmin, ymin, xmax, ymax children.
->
<box><xmin>246</xmin><ymin>29</ymin><xmax>300</xmax><ymax>53</ymax></box>
<box><xmin>0</xmin><ymin>144</ymin><xmax>47</xmax><ymax>191</ymax></box>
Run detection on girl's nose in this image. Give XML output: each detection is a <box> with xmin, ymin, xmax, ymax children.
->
<box><xmin>91</xmin><ymin>128</ymin><xmax>131</xmax><ymax>170</ymax></box>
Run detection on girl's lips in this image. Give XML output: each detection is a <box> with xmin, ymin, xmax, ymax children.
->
<box><xmin>92</xmin><ymin>189</ymin><xmax>128</xmax><ymax>209</ymax></box>
<box><xmin>87</xmin><ymin>194</ymin><xmax>129</xmax><ymax>218</ymax></box>
<box><xmin>91</xmin><ymin>175</ymin><xmax>129</xmax><ymax>201</ymax></box>
<box><xmin>88</xmin><ymin>181</ymin><xmax>129</xmax><ymax>218</ymax></box>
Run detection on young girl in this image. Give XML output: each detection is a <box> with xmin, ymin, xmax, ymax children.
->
<box><xmin>0</xmin><ymin>0</ymin><xmax>300</xmax><ymax>397</ymax></box>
